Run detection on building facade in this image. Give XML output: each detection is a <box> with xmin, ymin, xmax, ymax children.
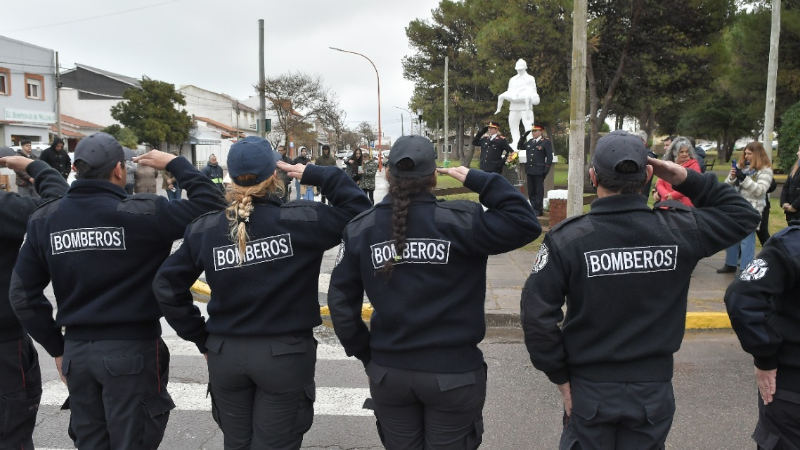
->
<box><xmin>59</xmin><ymin>63</ymin><xmax>141</xmax><ymax>127</ymax></box>
<box><xmin>0</xmin><ymin>35</ymin><xmax>57</xmax><ymax>146</ymax></box>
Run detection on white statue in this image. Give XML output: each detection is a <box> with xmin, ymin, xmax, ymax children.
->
<box><xmin>495</xmin><ymin>58</ymin><xmax>540</xmax><ymax>150</ymax></box>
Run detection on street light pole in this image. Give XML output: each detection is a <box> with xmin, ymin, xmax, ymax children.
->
<box><xmin>329</xmin><ymin>47</ymin><xmax>383</xmax><ymax>170</ymax></box>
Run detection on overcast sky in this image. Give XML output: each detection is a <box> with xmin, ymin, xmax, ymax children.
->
<box><xmin>1</xmin><ymin>0</ymin><xmax>442</xmax><ymax>141</ymax></box>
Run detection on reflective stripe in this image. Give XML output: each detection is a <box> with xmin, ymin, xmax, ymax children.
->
<box><xmin>211</xmin><ymin>178</ymin><xmax>224</xmax><ymax>183</ymax></box>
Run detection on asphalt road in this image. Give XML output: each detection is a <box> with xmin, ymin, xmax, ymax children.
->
<box><xmin>31</xmin><ymin>324</ymin><xmax>757</xmax><ymax>449</ymax></box>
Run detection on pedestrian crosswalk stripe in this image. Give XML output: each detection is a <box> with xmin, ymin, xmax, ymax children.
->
<box><xmin>40</xmin><ymin>381</ymin><xmax>372</xmax><ymax>416</ymax></box>
<box><xmin>161</xmin><ymin>336</ymin><xmax>351</xmax><ymax>360</ymax></box>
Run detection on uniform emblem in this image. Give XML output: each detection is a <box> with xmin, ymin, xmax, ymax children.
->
<box><xmin>334</xmin><ymin>239</ymin><xmax>345</xmax><ymax>267</ymax></box>
<box><xmin>531</xmin><ymin>243</ymin><xmax>549</xmax><ymax>273</ymax></box>
<box><xmin>739</xmin><ymin>259</ymin><xmax>768</xmax><ymax>281</ymax></box>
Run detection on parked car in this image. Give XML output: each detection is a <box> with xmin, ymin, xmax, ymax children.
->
<box><xmin>335</xmin><ymin>150</ymin><xmax>351</xmax><ymax>159</ymax></box>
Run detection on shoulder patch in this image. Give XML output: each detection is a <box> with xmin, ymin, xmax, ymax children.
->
<box><xmin>118</xmin><ymin>195</ymin><xmax>159</xmax><ymax>215</ymax></box>
<box><xmin>30</xmin><ymin>197</ymin><xmax>63</xmax><ymax>220</ymax></box>
<box><xmin>531</xmin><ymin>243</ymin><xmax>549</xmax><ymax>273</ymax></box>
<box><xmin>280</xmin><ymin>201</ymin><xmax>319</xmax><ymax>222</ymax></box>
<box><xmin>739</xmin><ymin>258</ymin><xmax>768</xmax><ymax>281</ymax></box>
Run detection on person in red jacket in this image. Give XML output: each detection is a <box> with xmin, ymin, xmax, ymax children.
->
<box><xmin>654</xmin><ymin>136</ymin><xmax>702</xmax><ymax>206</ymax></box>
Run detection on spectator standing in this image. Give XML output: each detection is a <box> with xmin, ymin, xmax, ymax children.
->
<box><xmin>134</xmin><ymin>162</ymin><xmax>158</xmax><ymax>194</ymax></box>
<box><xmin>202</xmin><ymin>154</ymin><xmax>226</xmax><ymax>194</ymax></box>
<box><xmin>315</xmin><ymin>144</ymin><xmax>337</xmax><ymax>204</ymax></box>
<box><xmin>359</xmin><ymin>151</ymin><xmax>379</xmax><ymax>205</ymax></box>
<box><xmin>0</xmin><ymin>149</ymin><xmax>69</xmax><ymax>450</ymax></box>
<box><xmin>15</xmin><ymin>140</ymin><xmax>38</xmax><ymax>198</ymax></box>
<box><xmin>294</xmin><ymin>146</ymin><xmax>311</xmax><ymax>201</ymax></box>
<box><xmin>154</xmin><ymin>137</ymin><xmax>370</xmax><ymax>448</ymax></box>
<box><xmin>781</xmin><ymin>144</ymin><xmax>800</xmax><ymax>223</ymax></box>
<box><xmin>718</xmin><ymin>141</ymin><xmax>774</xmax><ymax>274</ymax></box>
<box><xmin>9</xmin><ymin>132</ymin><xmax>226</xmax><ymax>449</ymax></box>
<box><xmin>655</xmin><ymin>136</ymin><xmax>702</xmax><ymax>207</ymax></box>
<box><xmin>277</xmin><ymin>145</ymin><xmax>292</xmax><ymax>202</ymax></box>
<box><xmin>162</xmin><ymin>170</ymin><xmax>181</xmax><ymax>201</ymax></box>
<box><xmin>345</xmin><ymin>148</ymin><xmax>364</xmax><ymax>185</ymax></box>
<box><xmin>39</xmin><ymin>137</ymin><xmax>72</xmax><ymax>179</ymax></box>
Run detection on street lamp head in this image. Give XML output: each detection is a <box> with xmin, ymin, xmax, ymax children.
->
<box><xmin>416</xmin><ymin>108</ymin><xmax>423</xmax><ymax>116</ymax></box>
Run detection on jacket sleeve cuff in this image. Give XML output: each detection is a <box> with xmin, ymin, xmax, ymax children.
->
<box><xmin>754</xmin><ymin>355</ymin><xmax>779</xmax><ymax>371</ymax></box>
<box><xmin>42</xmin><ymin>333</ymin><xmax>65</xmax><ymax>358</ymax></box>
<box><xmin>26</xmin><ymin>160</ymin><xmax>52</xmax><ymax>179</ymax></box>
<box><xmin>300</xmin><ymin>164</ymin><xmax>325</xmax><ymax>186</ymax></box>
<box><xmin>463</xmin><ymin>169</ymin><xmax>490</xmax><ymax>193</ymax></box>
<box><xmin>166</xmin><ymin>156</ymin><xmax>194</xmax><ymax>176</ymax></box>
<box><xmin>545</xmin><ymin>368</ymin><xmax>570</xmax><ymax>385</ymax></box>
<box><xmin>673</xmin><ymin>170</ymin><xmax>705</xmax><ymax>197</ymax></box>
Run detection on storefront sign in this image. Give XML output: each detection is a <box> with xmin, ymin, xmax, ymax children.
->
<box><xmin>4</xmin><ymin>108</ymin><xmax>56</xmax><ymax>124</ymax></box>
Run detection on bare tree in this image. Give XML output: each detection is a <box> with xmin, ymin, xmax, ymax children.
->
<box><xmin>357</xmin><ymin>121</ymin><xmax>376</xmax><ymax>147</ymax></box>
<box><xmin>256</xmin><ymin>72</ymin><xmax>340</xmax><ymax>152</ymax></box>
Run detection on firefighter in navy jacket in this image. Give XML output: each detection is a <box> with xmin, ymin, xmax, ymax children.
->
<box><xmin>725</xmin><ymin>223</ymin><xmax>800</xmax><ymax>448</ymax></box>
<box><xmin>472</xmin><ymin>121</ymin><xmax>513</xmax><ymax>174</ymax></box>
<box><xmin>153</xmin><ymin>136</ymin><xmax>370</xmax><ymax>449</ymax></box>
<box><xmin>328</xmin><ymin>135</ymin><xmax>540</xmax><ymax>449</ymax></box>
<box><xmin>0</xmin><ymin>149</ymin><xmax>68</xmax><ymax>449</ymax></box>
<box><xmin>518</xmin><ymin>125</ymin><xmax>553</xmax><ymax>216</ymax></box>
<box><xmin>9</xmin><ymin>132</ymin><xmax>226</xmax><ymax>449</ymax></box>
<box><xmin>521</xmin><ymin>130</ymin><xmax>760</xmax><ymax>449</ymax></box>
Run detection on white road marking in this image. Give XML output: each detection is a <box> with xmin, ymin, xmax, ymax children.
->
<box><xmin>40</xmin><ymin>381</ymin><xmax>372</xmax><ymax>416</ymax></box>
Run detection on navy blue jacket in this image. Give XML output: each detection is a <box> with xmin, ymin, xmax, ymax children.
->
<box><xmin>521</xmin><ymin>137</ymin><xmax>553</xmax><ymax>176</ymax></box>
<box><xmin>328</xmin><ymin>170</ymin><xmax>541</xmax><ymax>373</ymax></box>
<box><xmin>153</xmin><ymin>165</ymin><xmax>371</xmax><ymax>353</ymax></box>
<box><xmin>725</xmin><ymin>224</ymin><xmax>800</xmax><ymax>393</ymax></box>
<box><xmin>472</xmin><ymin>132</ymin><xmax>512</xmax><ymax>174</ymax></box>
<box><xmin>10</xmin><ymin>157</ymin><xmax>226</xmax><ymax>357</ymax></box>
<box><xmin>0</xmin><ymin>161</ymin><xmax>68</xmax><ymax>342</ymax></box>
<box><xmin>522</xmin><ymin>171</ymin><xmax>761</xmax><ymax>385</ymax></box>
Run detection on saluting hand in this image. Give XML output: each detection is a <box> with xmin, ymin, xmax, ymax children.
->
<box><xmin>648</xmin><ymin>157</ymin><xmax>687</xmax><ymax>187</ymax></box>
<box><xmin>436</xmin><ymin>166</ymin><xmax>469</xmax><ymax>183</ymax></box>
<box><xmin>277</xmin><ymin>160</ymin><xmax>305</xmax><ymax>180</ymax></box>
<box><xmin>133</xmin><ymin>150</ymin><xmax>177</xmax><ymax>170</ymax></box>
<box><xmin>0</xmin><ymin>155</ymin><xmax>35</xmax><ymax>172</ymax></box>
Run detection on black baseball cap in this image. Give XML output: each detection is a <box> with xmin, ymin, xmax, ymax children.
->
<box><xmin>227</xmin><ymin>136</ymin><xmax>278</xmax><ymax>186</ymax></box>
<box><xmin>74</xmin><ymin>132</ymin><xmax>125</xmax><ymax>172</ymax></box>
<box><xmin>388</xmin><ymin>135</ymin><xmax>436</xmax><ymax>178</ymax></box>
<box><xmin>592</xmin><ymin>130</ymin><xmax>648</xmax><ymax>181</ymax></box>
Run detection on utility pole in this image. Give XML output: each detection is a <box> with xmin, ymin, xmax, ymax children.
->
<box><xmin>763</xmin><ymin>0</ymin><xmax>780</xmax><ymax>161</ymax></box>
<box><xmin>444</xmin><ymin>55</ymin><xmax>449</xmax><ymax>166</ymax></box>
<box><xmin>258</xmin><ymin>19</ymin><xmax>267</xmax><ymax>138</ymax></box>
<box><xmin>400</xmin><ymin>114</ymin><xmax>404</xmax><ymax>136</ymax></box>
<box><xmin>568</xmin><ymin>0</ymin><xmax>587</xmax><ymax>218</ymax></box>
<box><xmin>55</xmin><ymin>51</ymin><xmax>62</xmax><ymax>139</ymax></box>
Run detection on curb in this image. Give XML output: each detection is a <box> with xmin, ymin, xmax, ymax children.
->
<box><xmin>189</xmin><ymin>281</ymin><xmax>733</xmax><ymax>330</ymax></box>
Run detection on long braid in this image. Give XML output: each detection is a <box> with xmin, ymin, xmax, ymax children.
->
<box><xmin>225</xmin><ymin>175</ymin><xmax>281</xmax><ymax>260</ymax></box>
<box><xmin>381</xmin><ymin>167</ymin><xmax>436</xmax><ymax>274</ymax></box>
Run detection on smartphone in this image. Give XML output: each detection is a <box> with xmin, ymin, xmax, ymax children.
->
<box><xmin>731</xmin><ymin>158</ymin><xmax>737</xmax><ymax>168</ymax></box>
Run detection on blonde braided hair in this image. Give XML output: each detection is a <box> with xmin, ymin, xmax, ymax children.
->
<box><xmin>225</xmin><ymin>174</ymin><xmax>283</xmax><ymax>258</ymax></box>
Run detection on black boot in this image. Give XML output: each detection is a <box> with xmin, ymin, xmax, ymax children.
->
<box><xmin>716</xmin><ymin>265</ymin><xmax>737</xmax><ymax>274</ymax></box>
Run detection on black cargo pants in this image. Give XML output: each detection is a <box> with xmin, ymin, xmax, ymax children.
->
<box><xmin>753</xmin><ymin>389</ymin><xmax>800</xmax><ymax>450</ymax></box>
<box><xmin>206</xmin><ymin>334</ymin><xmax>316</xmax><ymax>450</ymax></box>
<box><xmin>560</xmin><ymin>377</ymin><xmax>675</xmax><ymax>450</ymax></box>
<box><xmin>62</xmin><ymin>338</ymin><xmax>174</xmax><ymax>450</ymax></box>
<box><xmin>0</xmin><ymin>336</ymin><xmax>41</xmax><ymax>450</ymax></box>
<box><xmin>365</xmin><ymin>361</ymin><xmax>487</xmax><ymax>450</ymax></box>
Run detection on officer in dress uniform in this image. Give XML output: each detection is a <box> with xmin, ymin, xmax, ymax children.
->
<box><xmin>521</xmin><ymin>130</ymin><xmax>760</xmax><ymax>449</ymax></box>
<box><xmin>0</xmin><ymin>148</ymin><xmax>68</xmax><ymax>450</ymax></box>
<box><xmin>471</xmin><ymin>121</ymin><xmax>513</xmax><ymax>174</ymax></box>
<box><xmin>9</xmin><ymin>132</ymin><xmax>226</xmax><ymax>449</ymax></box>
<box><xmin>725</xmin><ymin>222</ymin><xmax>800</xmax><ymax>448</ymax></box>
<box><xmin>328</xmin><ymin>135</ymin><xmax>541</xmax><ymax>449</ymax></box>
<box><xmin>518</xmin><ymin>124</ymin><xmax>553</xmax><ymax>216</ymax></box>
<box><xmin>153</xmin><ymin>136</ymin><xmax>371</xmax><ymax>449</ymax></box>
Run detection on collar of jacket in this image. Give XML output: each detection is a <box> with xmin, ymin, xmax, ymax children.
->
<box><xmin>67</xmin><ymin>179</ymin><xmax>128</xmax><ymax>198</ymax></box>
<box><xmin>589</xmin><ymin>194</ymin><xmax>651</xmax><ymax>215</ymax></box>
<box><xmin>375</xmin><ymin>191</ymin><xmax>437</xmax><ymax>207</ymax></box>
<box><xmin>252</xmin><ymin>194</ymin><xmax>284</xmax><ymax>206</ymax></box>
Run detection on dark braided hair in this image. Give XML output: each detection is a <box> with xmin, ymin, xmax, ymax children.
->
<box><xmin>381</xmin><ymin>159</ymin><xmax>436</xmax><ymax>274</ymax></box>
